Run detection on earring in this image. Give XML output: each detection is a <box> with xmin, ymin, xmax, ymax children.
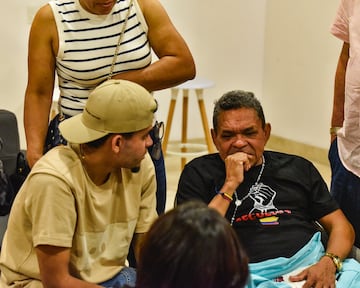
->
<box><xmin>79</xmin><ymin>144</ymin><xmax>86</xmax><ymax>160</ymax></box>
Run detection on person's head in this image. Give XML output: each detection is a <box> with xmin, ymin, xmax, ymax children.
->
<box><xmin>59</xmin><ymin>79</ymin><xmax>157</xmax><ymax>169</ymax></box>
<box><xmin>79</xmin><ymin>0</ymin><xmax>117</xmax><ymax>15</ymax></box>
<box><xmin>136</xmin><ymin>201</ymin><xmax>249</xmax><ymax>288</ymax></box>
<box><xmin>211</xmin><ymin>90</ymin><xmax>271</xmax><ymax>167</ymax></box>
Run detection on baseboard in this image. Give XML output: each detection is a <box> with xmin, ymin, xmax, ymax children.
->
<box><xmin>170</xmin><ymin>135</ymin><xmax>329</xmax><ymax>166</ymax></box>
<box><xmin>266</xmin><ymin>135</ymin><xmax>329</xmax><ymax>165</ymax></box>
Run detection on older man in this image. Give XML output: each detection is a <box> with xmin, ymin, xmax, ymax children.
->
<box><xmin>176</xmin><ymin>90</ymin><xmax>360</xmax><ymax>287</ymax></box>
<box><xmin>0</xmin><ymin>80</ymin><xmax>158</xmax><ymax>288</ymax></box>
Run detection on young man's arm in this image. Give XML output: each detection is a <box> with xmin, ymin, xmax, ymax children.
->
<box><xmin>36</xmin><ymin>245</ymin><xmax>103</xmax><ymax>288</ymax></box>
<box><xmin>131</xmin><ymin>233</ymin><xmax>146</xmax><ymax>263</ymax></box>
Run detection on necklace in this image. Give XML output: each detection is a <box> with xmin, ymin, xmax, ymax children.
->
<box><xmin>230</xmin><ymin>155</ymin><xmax>265</xmax><ymax>226</ymax></box>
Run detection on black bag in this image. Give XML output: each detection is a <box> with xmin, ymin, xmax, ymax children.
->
<box><xmin>10</xmin><ymin>152</ymin><xmax>30</xmax><ymax>194</ymax></box>
<box><xmin>44</xmin><ymin>113</ymin><xmax>67</xmax><ymax>153</ymax></box>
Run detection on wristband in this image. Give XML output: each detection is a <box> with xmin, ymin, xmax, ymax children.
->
<box><xmin>219</xmin><ymin>192</ymin><xmax>233</xmax><ymax>202</ymax></box>
<box><xmin>329</xmin><ymin>126</ymin><xmax>341</xmax><ymax>135</ymax></box>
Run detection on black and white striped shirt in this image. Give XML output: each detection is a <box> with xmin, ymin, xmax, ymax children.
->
<box><xmin>50</xmin><ymin>0</ymin><xmax>152</xmax><ymax>115</ymax></box>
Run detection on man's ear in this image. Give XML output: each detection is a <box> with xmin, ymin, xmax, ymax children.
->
<box><xmin>211</xmin><ymin>128</ymin><xmax>219</xmax><ymax>151</ymax></box>
<box><xmin>264</xmin><ymin>123</ymin><xmax>271</xmax><ymax>143</ymax></box>
<box><xmin>112</xmin><ymin>134</ymin><xmax>123</xmax><ymax>153</ymax></box>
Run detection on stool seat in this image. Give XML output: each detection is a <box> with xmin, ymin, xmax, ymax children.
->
<box><xmin>175</xmin><ymin>77</ymin><xmax>214</xmax><ymax>90</ymax></box>
<box><xmin>163</xmin><ymin>77</ymin><xmax>215</xmax><ymax>170</ymax></box>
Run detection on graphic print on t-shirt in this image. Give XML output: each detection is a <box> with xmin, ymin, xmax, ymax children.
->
<box><xmin>249</xmin><ymin>182</ymin><xmax>279</xmax><ymax>225</ymax></box>
<box><xmin>234</xmin><ymin>182</ymin><xmax>291</xmax><ymax>226</ymax></box>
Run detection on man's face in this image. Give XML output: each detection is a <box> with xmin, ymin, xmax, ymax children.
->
<box><xmin>79</xmin><ymin>0</ymin><xmax>116</xmax><ymax>15</ymax></box>
<box><xmin>211</xmin><ymin>108</ymin><xmax>271</xmax><ymax>167</ymax></box>
<box><xmin>119</xmin><ymin>126</ymin><xmax>153</xmax><ymax>169</ymax></box>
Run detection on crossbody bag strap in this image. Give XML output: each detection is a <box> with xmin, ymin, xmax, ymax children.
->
<box><xmin>108</xmin><ymin>0</ymin><xmax>134</xmax><ymax>80</ymax></box>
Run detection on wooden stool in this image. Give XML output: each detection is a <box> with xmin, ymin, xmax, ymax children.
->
<box><xmin>162</xmin><ymin>77</ymin><xmax>215</xmax><ymax>169</ymax></box>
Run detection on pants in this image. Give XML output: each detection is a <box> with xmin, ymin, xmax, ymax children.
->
<box><xmin>148</xmin><ymin>127</ymin><xmax>167</xmax><ymax>215</ymax></box>
<box><xmin>100</xmin><ymin>267</ymin><xmax>136</xmax><ymax>288</ymax></box>
<box><xmin>329</xmin><ymin>138</ymin><xmax>360</xmax><ymax>248</ymax></box>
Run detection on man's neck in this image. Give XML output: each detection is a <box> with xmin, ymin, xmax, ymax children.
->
<box><xmin>78</xmin><ymin>144</ymin><xmax>113</xmax><ymax>185</ymax></box>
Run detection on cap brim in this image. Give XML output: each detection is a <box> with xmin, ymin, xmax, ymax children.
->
<box><xmin>59</xmin><ymin>114</ymin><xmax>108</xmax><ymax>144</ymax></box>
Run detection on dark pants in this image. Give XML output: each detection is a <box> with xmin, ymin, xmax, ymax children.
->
<box><xmin>148</xmin><ymin>127</ymin><xmax>167</xmax><ymax>215</ymax></box>
<box><xmin>329</xmin><ymin>138</ymin><xmax>360</xmax><ymax>248</ymax></box>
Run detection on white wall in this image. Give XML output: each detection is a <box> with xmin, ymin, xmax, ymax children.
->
<box><xmin>1</xmin><ymin>0</ymin><xmax>341</xmax><ymax>151</ymax></box>
<box><xmin>0</xmin><ymin>0</ymin><xmax>48</xmax><ymax>149</ymax></box>
<box><xmin>262</xmin><ymin>0</ymin><xmax>341</xmax><ymax>149</ymax></box>
<box><xmin>154</xmin><ymin>0</ymin><xmax>267</xmax><ymax>140</ymax></box>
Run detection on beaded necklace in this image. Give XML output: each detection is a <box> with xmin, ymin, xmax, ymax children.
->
<box><xmin>230</xmin><ymin>155</ymin><xmax>265</xmax><ymax>226</ymax></box>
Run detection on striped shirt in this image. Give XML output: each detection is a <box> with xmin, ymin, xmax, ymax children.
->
<box><xmin>49</xmin><ymin>0</ymin><xmax>152</xmax><ymax>116</ymax></box>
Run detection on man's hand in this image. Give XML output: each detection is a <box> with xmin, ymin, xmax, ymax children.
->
<box><xmin>208</xmin><ymin>152</ymin><xmax>251</xmax><ymax>215</ymax></box>
<box><xmin>288</xmin><ymin>257</ymin><xmax>337</xmax><ymax>288</ymax></box>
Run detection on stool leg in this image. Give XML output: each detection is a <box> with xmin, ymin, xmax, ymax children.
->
<box><xmin>181</xmin><ymin>89</ymin><xmax>189</xmax><ymax>169</ymax></box>
<box><xmin>196</xmin><ymin>88</ymin><xmax>214</xmax><ymax>153</ymax></box>
<box><xmin>163</xmin><ymin>88</ymin><xmax>178</xmax><ymax>155</ymax></box>
<box><xmin>50</xmin><ymin>101</ymin><xmax>57</xmax><ymax>120</ymax></box>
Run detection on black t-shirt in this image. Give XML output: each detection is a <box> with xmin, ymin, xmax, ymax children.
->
<box><xmin>176</xmin><ymin>151</ymin><xmax>339</xmax><ymax>263</ymax></box>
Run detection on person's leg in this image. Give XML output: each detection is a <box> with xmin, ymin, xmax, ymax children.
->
<box><xmin>148</xmin><ymin>123</ymin><xmax>167</xmax><ymax>215</ymax></box>
<box><xmin>100</xmin><ymin>267</ymin><xmax>136</xmax><ymax>288</ymax></box>
<box><xmin>149</xmin><ymin>147</ymin><xmax>166</xmax><ymax>214</ymax></box>
<box><xmin>329</xmin><ymin>138</ymin><xmax>360</xmax><ymax>248</ymax></box>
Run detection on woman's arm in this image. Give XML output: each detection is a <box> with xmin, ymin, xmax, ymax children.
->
<box><xmin>111</xmin><ymin>0</ymin><xmax>196</xmax><ymax>91</ymax></box>
<box><xmin>24</xmin><ymin>4</ymin><xmax>58</xmax><ymax>167</ymax></box>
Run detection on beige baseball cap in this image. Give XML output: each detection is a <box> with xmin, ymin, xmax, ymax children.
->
<box><xmin>59</xmin><ymin>79</ymin><xmax>157</xmax><ymax>144</ymax></box>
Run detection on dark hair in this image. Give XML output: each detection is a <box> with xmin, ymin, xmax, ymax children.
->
<box><xmin>212</xmin><ymin>90</ymin><xmax>265</xmax><ymax>132</ymax></box>
<box><xmin>136</xmin><ymin>201</ymin><xmax>249</xmax><ymax>288</ymax></box>
<box><xmin>85</xmin><ymin>132</ymin><xmax>134</xmax><ymax>148</ymax></box>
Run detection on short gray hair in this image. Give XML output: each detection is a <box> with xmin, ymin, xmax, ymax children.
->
<box><xmin>212</xmin><ymin>90</ymin><xmax>265</xmax><ymax>132</ymax></box>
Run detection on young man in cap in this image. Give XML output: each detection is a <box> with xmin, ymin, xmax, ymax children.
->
<box><xmin>0</xmin><ymin>80</ymin><xmax>158</xmax><ymax>288</ymax></box>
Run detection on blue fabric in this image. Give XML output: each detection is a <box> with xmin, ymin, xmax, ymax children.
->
<box><xmin>246</xmin><ymin>232</ymin><xmax>360</xmax><ymax>287</ymax></box>
<box><xmin>149</xmin><ymin>128</ymin><xmax>166</xmax><ymax>215</ymax></box>
<box><xmin>100</xmin><ymin>267</ymin><xmax>136</xmax><ymax>288</ymax></box>
<box><xmin>329</xmin><ymin>138</ymin><xmax>360</xmax><ymax>248</ymax></box>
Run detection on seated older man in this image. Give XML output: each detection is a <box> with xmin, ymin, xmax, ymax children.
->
<box><xmin>176</xmin><ymin>90</ymin><xmax>360</xmax><ymax>287</ymax></box>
